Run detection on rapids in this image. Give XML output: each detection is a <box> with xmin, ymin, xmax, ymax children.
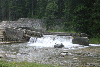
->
<box><xmin>28</xmin><ymin>35</ymin><xmax>83</xmax><ymax>48</ymax></box>
<box><xmin>28</xmin><ymin>35</ymin><xmax>100</xmax><ymax>48</ymax></box>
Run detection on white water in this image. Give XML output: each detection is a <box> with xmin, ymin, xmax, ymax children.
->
<box><xmin>28</xmin><ymin>35</ymin><xmax>84</xmax><ymax>48</ymax></box>
<box><xmin>27</xmin><ymin>35</ymin><xmax>100</xmax><ymax>48</ymax></box>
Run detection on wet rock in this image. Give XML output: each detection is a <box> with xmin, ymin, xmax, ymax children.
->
<box><xmin>54</xmin><ymin>43</ymin><xmax>64</xmax><ymax>48</ymax></box>
<box><xmin>63</xmin><ymin>51</ymin><xmax>68</xmax><ymax>53</ymax></box>
<box><xmin>60</xmin><ymin>51</ymin><xmax>73</xmax><ymax>57</ymax></box>
<box><xmin>73</xmin><ymin>58</ymin><xmax>78</xmax><ymax>60</ymax></box>
<box><xmin>0</xmin><ymin>54</ymin><xmax>4</xmax><ymax>58</ymax></box>
<box><xmin>17</xmin><ymin>28</ymin><xmax>22</xmax><ymax>30</ymax></box>
<box><xmin>72</xmin><ymin>37</ymin><xmax>89</xmax><ymax>46</ymax></box>
<box><xmin>26</xmin><ymin>30</ymin><xmax>43</xmax><ymax>37</ymax></box>
<box><xmin>72</xmin><ymin>33</ymin><xmax>79</xmax><ymax>37</ymax></box>
<box><xmin>60</xmin><ymin>53</ymin><xmax>67</xmax><ymax>57</ymax></box>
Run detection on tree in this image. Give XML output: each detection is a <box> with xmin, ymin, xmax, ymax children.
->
<box><xmin>45</xmin><ymin>1</ymin><xmax>58</xmax><ymax>30</ymax></box>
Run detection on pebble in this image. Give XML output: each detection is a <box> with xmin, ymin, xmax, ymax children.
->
<box><xmin>73</xmin><ymin>58</ymin><xmax>78</xmax><ymax>60</ymax></box>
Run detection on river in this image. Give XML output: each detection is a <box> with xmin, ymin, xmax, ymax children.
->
<box><xmin>0</xmin><ymin>35</ymin><xmax>100</xmax><ymax>67</ymax></box>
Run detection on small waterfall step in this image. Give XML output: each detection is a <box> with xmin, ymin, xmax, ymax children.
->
<box><xmin>44</xmin><ymin>32</ymin><xmax>71</xmax><ymax>36</ymax></box>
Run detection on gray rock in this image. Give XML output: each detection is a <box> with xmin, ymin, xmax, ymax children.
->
<box><xmin>72</xmin><ymin>37</ymin><xmax>89</xmax><ymax>46</ymax></box>
<box><xmin>72</xmin><ymin>33</ymin><xmax>79</xmax><ymax>37</ymax></box>
<box><xmin>63</xmin><ymin>51</ymin><xmax>68</xmax><ymax>53</ymax></box>
<box><xmin>5</xmin><ymin>28</ymin><xmax>24</xmax><ymax>41</ymax></box>
<box><xmin>60</xmin><ymin>53</ymin><xmax>67</xmax><ymax>56</ymax></box>
<box><xmin>54</xmin><ymin>43</ymin><xmax>64</xmax><ymax>48</ymax></box>
<box><xmin>0</xmin><ymin>54</ymin><xmax>4</xmax><ymax>58</ymax></box>
<box><xmin>80</xmin><ymin>33</ymin><xmax>88</xmax><ymax>37</ymax></box>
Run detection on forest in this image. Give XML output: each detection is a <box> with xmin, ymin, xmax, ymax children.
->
<box><xmin>0</xmin><ymin>0</ymin><xmax>100</xmax><ymax>37</ymax></box>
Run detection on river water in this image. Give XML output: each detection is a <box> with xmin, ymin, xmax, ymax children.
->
<box><xmin>0</xmin><ymin>35</ymin><xmax>100</xmax><ymax>67</ymax></box>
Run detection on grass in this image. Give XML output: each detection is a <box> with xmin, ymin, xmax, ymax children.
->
<box><xmin>89</xmin><ymin>37</ymin><xmax>100</xmax><ymax>44</ymax></box>
<box><xmin>0</xmin><ymin>60</ymin><xmax>59</xmax><ymax>67</ymax></box>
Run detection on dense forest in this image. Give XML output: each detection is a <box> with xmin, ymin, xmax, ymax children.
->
<box><xmin>0</xmin><ymin>0</ymin><xmax>100</xmax><ymax>37</ymax></box>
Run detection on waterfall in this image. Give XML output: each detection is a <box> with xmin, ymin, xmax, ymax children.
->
<box><xmin>28</xmin><ymin>35</ymin><xmax>83</xmax><ymax>48</ymax></box>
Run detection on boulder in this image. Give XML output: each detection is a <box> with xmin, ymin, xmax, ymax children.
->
<box><xmin>72</xmin><ymin>37</ymin><xmax>89</xmax><ymax>46</ymax></box>
<box><xmin>5</xmin><ymin>28</ymin><xmax>24</xmax><ymax>41</ymax></box>
<box><xmin>26</xmin><ymin>30</ymin><xmax>43</xmax><ymax>37</ymax></box>
<box><xmin>72</xmin><ymin>33</ymin><xmax>79</xmax><ymax>37</ymax></box>
<box><xmin>54</xmin><ymin>43</ymin><xmax>64</xmax><ymax>48</ymax></box>
<box><xmin>60</xmin><ymin>53</ymin><xmax>67</xmax><ymax>57</ymax></box>
<box><xmin>80</xmin><ymin>33</ymin><xmax>88</xmax><ymax>37</ymax></box>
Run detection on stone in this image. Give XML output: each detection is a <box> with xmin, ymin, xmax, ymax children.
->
<box><xmin>5</xmin><ymin>28</ymin><xmax>24</xmax><ymax>41</ymax></box>
<box><xmin>0</xmin><ymin>54</ymin><xmax>4</xmax><ymax>58</ymax></box>
<box><xmin>73</xmin><ymin>58</ymin><xmax>78</xmax><ymax>60</ymax></box>
<box><xmin>60</xmin><ymin>53</ymin><xmax>67</xmax><ymax>56</ymax></box>
<box><xmin>26</xmin><ymin>30</ymin><xmax>43</xmax><ymax>37</ymax></box>
<box><xmin>54</xmin><ymin>43</ymin><xmax>64</xmax><ymax>48</ymax></box>
<box><xmin>72</xmin><ymin>37</ymin><xmax>89</xmax><ymax>46</ymax></box>
<box><xmin>80</xmin><ymin>33</ymin><xmax>88</xmax><ymax>37</ymax></box>
<box><xmin>63</xmin><ymin>51</ymin><xmax>68</xmax><ymax>53</ymax></box>
<box><xmin>72</xmin><ymin>33</ymin><xmax>79</xmax><ymax>37</ymax></box>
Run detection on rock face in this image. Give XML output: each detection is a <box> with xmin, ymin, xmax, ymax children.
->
<box><xmin>54</xmin><ymin>43</ymin><xmax>64</xmax><ymax>48</ymax></box>
<box><xmin>5</xmin><ymin>27</ymin><xmax>24</xmax><ymax>41</ymax></box>
<box><xmin>5</xmin><ymin>27</ymin><xmax>43</xmax><ymax>42</ymax></box>
<box><xmin>72</xmin><ymin>37</ymin><xmax>89</xmax><ymax>46</ymax></box>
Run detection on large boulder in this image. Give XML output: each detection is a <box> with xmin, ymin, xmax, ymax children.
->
<box><xmin>72</xmin><ymin>37</ymin><xmax>89</xmax><ymax>46</ymax></box>
<box><xmin>5</xmin><ymin>27</ymin><xmax>24</xmax><ymax>41</ymax></box>
<box><xmin>54</xmin><ymin>43</ymin><xmax>64</xmax><ymax>48</ymax></box>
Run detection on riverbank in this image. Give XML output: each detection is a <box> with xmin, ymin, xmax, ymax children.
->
<box><xmin>0</xmin><ymin>43</ymin><xmax>100</xmax><ymax>67</ymax></box>
<box><xmin>0</xmin><ymin>60</ymin><xmax>58</xmax><ymax>67</ymax></box>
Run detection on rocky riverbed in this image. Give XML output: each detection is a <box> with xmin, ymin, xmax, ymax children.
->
<box><xmin>0</xmin><ymin>43</ymin><xmax>100</xmax><ymax>67</ymax></box>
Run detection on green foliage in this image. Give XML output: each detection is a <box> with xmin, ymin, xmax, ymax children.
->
<box><xmin>63</xmin><ymin>21</ymin><xmax>74</xmax><ymax>31</ymax></box>
<box><xmin>0</xmin><ymin>60</ymin><xmax>58</xmax><ymax>67</ymax></box>
<box><xmin>45</xmin><ymin>1</ymin><xmax>58</xmax><ymax>19</ymax></box>
<box><xmin>89</xmin><ymin>37</ymin><xmax>100</xmax><ymax>44</ymax></box>
<box><xmin>0</xmin><ymin>0</ymin><xmax>100</xmax><ymax>37</ymax></box>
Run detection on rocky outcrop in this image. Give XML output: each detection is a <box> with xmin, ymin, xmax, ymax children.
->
<box><xmin>72</xmin><ymin>33</ymin><xmax>89</xmax><ymax>46</ymax></box>
<box><xmin>72</xmin><ymin>37</ymin><xmax>89</xmax><ymax>46</ymax></box>
<box><xmin>4</xmin><ymin>18</ymin><xmax>46</xmax><ymax>30</ymax></box>
<box><xmin>5</xmin><ymin>27</ymin><xmax>43</xmax><ymax>42</ymax></box>
<box><xmin>5</xmin><ymin>28</ymin><xmax>24</xmax><ymax>41</ymax></box>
